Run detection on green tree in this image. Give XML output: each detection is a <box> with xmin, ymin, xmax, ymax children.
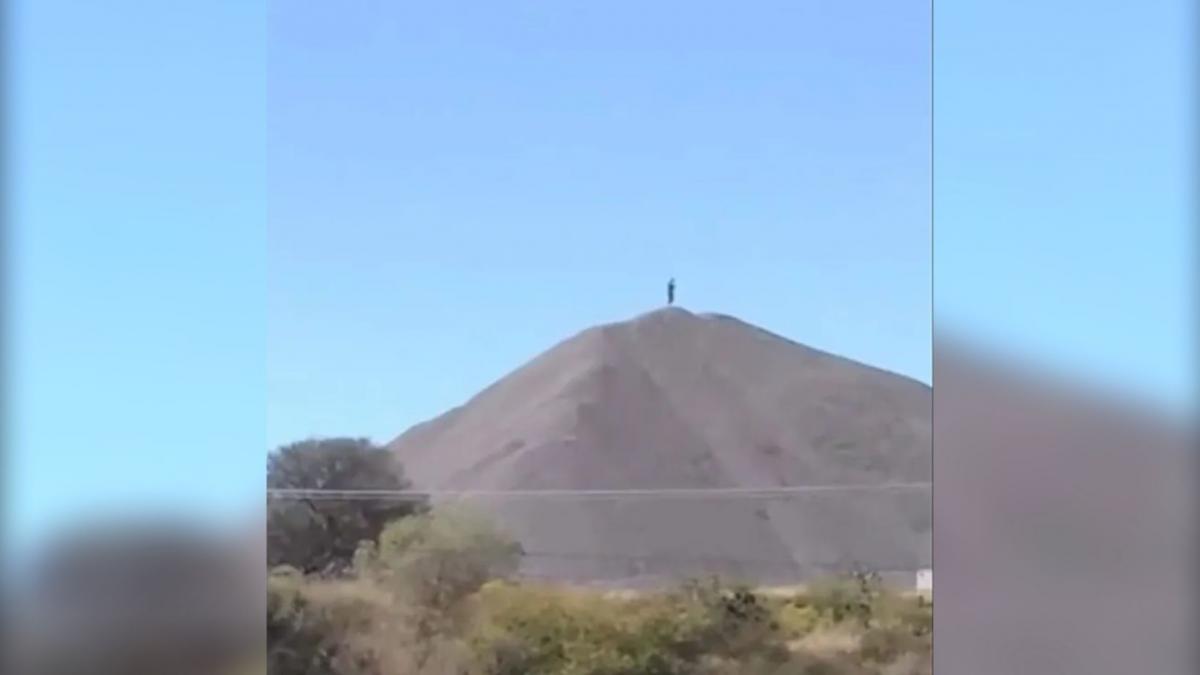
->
<box><xmin>351</xmin><ymin>505</ymin><xmax>524</xmax><ymax>674</ymax></box>
<box><xmin>360</xmin><ymin>504</ymin><xmax>524</xmax><ymax>611</ymax></box>
<box><xmin>267</xmin><ymin>437</ymin><xmax>426</xmax><ymax>575</ymax></box>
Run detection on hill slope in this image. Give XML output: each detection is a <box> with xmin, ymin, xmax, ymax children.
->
<box><xmin>388</xmin><ymin>307</ymin><xmax>931</xmax><ymax>585</ymax></box>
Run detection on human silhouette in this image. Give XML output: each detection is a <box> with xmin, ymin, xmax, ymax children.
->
<box><xmin>667</xmin><ymin>278</ymin><xmax>676</xmax><ymax>305</ymax></box>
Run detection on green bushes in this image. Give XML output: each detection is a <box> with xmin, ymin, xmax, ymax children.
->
<box><xmin>266</xmin><ymin>506</ymin><xmax>931</xmax><ymax>675</ymax></box>
<box><xmin>267</xmin><ymin>438</ymin><xmax>429</xmax><ymax>576</ymax></box>
<box><xmin>266</xmin><ymin>569</ymin><xmax>392</xmax><ymax>675</ymax></box>
<box><xmin>799</xmin><ymin>570</ymin><xmax>884</xmax><ymax>628</ymax></box>
<box><xmin>358</xmin><ymin>504</ymin><xmax>524</xmax><ymax>612</ymax></box>
<box><xmin>468</xmin><ymin>581</ymin><xmax>743</xmax><ymax>675</ymax></box>
<box><xmin>268</xmin><ymin>574</ymin><xmax>931</xmax><ymax>675</ymax></box>
<box><xmin>268</xmin><ymin>505</ymin><xmax>520</xmax><ymax>675</ymax></box>
<box><xmin>473</xmin><ymin>577</ymin><xmax>795</xmax><ymax>673</ymax></box>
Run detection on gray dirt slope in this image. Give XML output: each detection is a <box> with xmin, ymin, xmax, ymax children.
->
<box><xmin>387</xmin><ymin>307</ymin><xmax>931</xmax><ymax>586</ymax></box>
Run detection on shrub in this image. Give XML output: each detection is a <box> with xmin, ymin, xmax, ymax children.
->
<box><xmin>776</xmin><ymin>602</ymin><xmax>821</xmax><ymax>639</ymax></box>
<box><xmin>858</xmin><ymin>624</ymin><xmax>927</xmax><ymax>665</ymax></box>
<box><xmin>885</xmin><ymin>598</ymin><xmax>932</xmax><ymax>638</ymax></box>
<box><xmin>266</xmin><ymin>572</ymin><xmax>390</xmax><ymax>675</ymax></box>
<box><xmin>267</xmin><ymin>438</ymin><xmax>427</xmax><ymax>575</ymax></box>
<box><xmin>468</xmin><ymin>578</ymin><xmax>797</xmax><ymax>675</ymax></box>
<box><xmin>671</xmin><ymin>578</ymin><xmax>789</xmax><ymax>662</ymax></box>
<box><xmin>266</xmin><ymin>548</ymin><xmax>932</xmax><ymax>675</ymax></box>
<box><xmin>360</xmin><ymin>504</ymin><xmax>524</xmax><ymax>612</ymax></box>
<box><xmin>470</xmin><ymin>583</ymin><xmax>689</xmax><ymax>675</ymax></box>
<box><xmin>800</xmin><ymin>571</ymin><xmax>883</xmax><ymax>628</ymax></box>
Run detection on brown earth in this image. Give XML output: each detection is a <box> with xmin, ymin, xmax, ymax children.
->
<box><xmin>388</xmin><ymin>307</ymin><xmax>931</xmax><ymax>585</ymax></box>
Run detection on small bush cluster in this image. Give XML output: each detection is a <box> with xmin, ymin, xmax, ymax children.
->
<box><xmin>269</xmin><ymin>543</ymin><xmax>931</xmax><ymax>675</ymax></box>
<box><xmin>265</xmin><ymin>492</ymin><xmax>931</xmax><ymax>675</ymax></box>
<box><xmin>264</xmin><ymin>439</ymin><xmax>932</xmax><ymax>675</ymax></box>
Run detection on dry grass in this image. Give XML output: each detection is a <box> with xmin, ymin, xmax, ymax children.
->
<box><xmin>792</xmin><ymin>623</ymin><xmax>864</xmax><ymax>656</ymax></box>
<box><xmin>269</xmin><ymin>573</ymin><xmax>932</xmax><ymax>675</ymax></box>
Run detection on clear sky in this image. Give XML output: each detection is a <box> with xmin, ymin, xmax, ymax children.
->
<box><xmin>267</xmin><ymin>1</ymin><xmax>933</xmax><ymax>450</ymax></box>
<box><xmin>934</xmin><ymin>0</ymin><xmax>1196</xmax><ymax>417</ymax></box>
<box><xmin>5</xmin><ymin>1</ymin><xmax>1193</xmax><ymax>558</ymax></box>
<box><xmin>6</xmin><ymin>2</ymin><xmax>267</xmax><ymax>557</ymax></box>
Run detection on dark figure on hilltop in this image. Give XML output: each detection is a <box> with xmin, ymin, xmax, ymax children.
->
<box><xmin>667</xmin><ymin>278</ymin><xmax>676</xmax><ymax>305</ymax></box>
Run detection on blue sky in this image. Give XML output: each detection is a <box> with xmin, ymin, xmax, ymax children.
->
<box><xmin>6</xmin><ymin>2</ymin><xmax>266</xmax><ymax>556</ymax></box>
<box><xmin>268</xmin><ymin>1</ymin><xmax>932</xmax><ymax>449</ymax></box>
<box><xmin>935</xmin><ymin>0</ymin><xmax>1196</xmax><ymax>417</ymax></box>
<box><xmin>5</xmin><ymin>1</ymin><xmax>1194</xmax><ymax>558</ymax></box>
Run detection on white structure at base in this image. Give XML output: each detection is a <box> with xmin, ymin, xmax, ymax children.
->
<box><xmin>916</xmin><ymin>568</ymin><xmax>932</xmax><ymax>592</ymax></box>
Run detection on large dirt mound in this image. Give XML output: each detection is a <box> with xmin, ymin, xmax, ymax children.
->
<box><xmin>388</xmin><ymin>307</ymin><xmax>931</xmax><ymax>585</ymax></box>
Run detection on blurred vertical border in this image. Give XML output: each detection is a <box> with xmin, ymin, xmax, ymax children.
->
<box><xmin>933</xmin><ymin>1</ymin><xmax>1197</xmax><ymax>674</ymax></box>
<box><xmin>2</xmin><ymin>2</ymin><xmax>266</xmax><ymax>674</ymax></box>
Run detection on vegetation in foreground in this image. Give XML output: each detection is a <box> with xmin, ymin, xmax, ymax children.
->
<box><xmin>266</xmin><ymin>439</ymin><xmax>931</xmax><ymax>675</ymax></box>
<box><xmin>267</xmin><ymin>507</ymin><xmax>931</xmax><ymax>675</ymax></box>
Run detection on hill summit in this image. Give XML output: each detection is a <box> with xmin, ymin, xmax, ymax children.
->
<box><xmin>388</xmin><ymin>307</ymin><xmax>931</xmax><ymax>585</ymax></box>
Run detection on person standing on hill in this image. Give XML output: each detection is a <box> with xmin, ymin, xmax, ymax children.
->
<box><xmin>667</xmin><ymin>277</ymin><xmax>676</xmax><ymax>305</ymax></box>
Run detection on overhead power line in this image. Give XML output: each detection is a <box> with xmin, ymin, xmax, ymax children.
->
<box><xmin>266</xmin><ymin>482</ymin><xmax>931</xmax><ymax>502</ymax></box>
